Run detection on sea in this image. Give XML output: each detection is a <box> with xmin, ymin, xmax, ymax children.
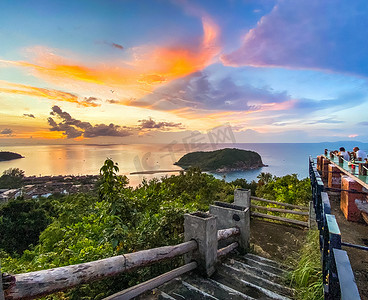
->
<box><xmin>1</xmin><ymin>142</ymin><xmax>367</xmax><ymax>187</ymax></box>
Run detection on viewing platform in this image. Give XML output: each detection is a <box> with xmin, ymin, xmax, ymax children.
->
<box><xmin>317</xmin><ymin>153</ymin><xmax>368</xmax><ymax>224</ymax></box>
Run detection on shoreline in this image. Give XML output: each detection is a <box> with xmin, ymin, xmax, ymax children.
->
<box><xmin>130</xmin><ymin>169</ymin><xmax>182</xmax><ymax>175</ymax></box>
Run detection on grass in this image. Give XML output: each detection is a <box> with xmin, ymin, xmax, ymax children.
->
<box><xmin>288</xmin><ymin>229</ymin><xmax>323</xmax><ymax>300</ymax></box>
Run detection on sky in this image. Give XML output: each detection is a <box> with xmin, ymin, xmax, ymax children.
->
<box><xmin>1</xmin><ymin>0</ymin><xmax>368</xmax><ymax>145</ymax></box>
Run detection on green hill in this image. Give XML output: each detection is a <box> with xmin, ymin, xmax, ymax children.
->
<box><xmin>0</xmin><ymin>151</ymin><xmax>23</xmax><ymax>161</ymax></box>
<box><xmin>174</xmin><ymin>148</ymin><xmax>265</xmax><ymax>172</ymax></box>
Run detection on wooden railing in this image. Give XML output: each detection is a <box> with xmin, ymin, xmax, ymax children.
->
<box><xmin>2</xmin><ymin>209</ymin><xmax>244</xmax><ymax>300</ymax></box>
<box><xmin>2</xmin><ymin>241</ymin><xmax>197</xmax><ymax>300</ymax></box>
<box><xmin>107</xmin><ymin>224</ymin><xmax>241</xmax><ymax>300</ymax></box>
<box><xmin>309</xmin><ymin>156</ymin><xmax>361</xmax><ymax>299</ymax></box>
<box><xmin>250</xmin><ymin>196</ymin><xmax>309</xmax><ymax>227</ymax></box>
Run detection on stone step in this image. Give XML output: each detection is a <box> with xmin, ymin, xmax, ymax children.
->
<box><xmin>244</xmin><ymin>254</ymin><xmax>290</xmax><ymax>271</ymax></box>
<box><xmin>218</xmin><ymin>263</ymin><xmax>294</xmax><ymax>298</ymax></box>
<box><xmin>236</xmin><ymin>256</ymin><xmax>288</xmax><ymax>277</ymax></box>
<box><xmin>224</xmin><ymin>258</ymin><xmax>284</xmax><ymax>284</ymax></box>
<box><xmin>212</xmin><ymin>271</ymin><xmax>292</xmax><ymax>300</ymax></box>
<box><xmin>156</xmin><ymin>277</ymin><xmax>219</xmax><ymax>300</ymax></box>
<box><xmin>136</xmin><ymin>254</ymin><xmax>294</xmax><ymax>300</ymax></box>
<box><xmin>183</xmin><ymin>275</ymin><xmax>257</xmax><ymax>300</ymax></box>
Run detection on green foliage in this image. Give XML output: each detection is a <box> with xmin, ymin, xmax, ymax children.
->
<box><xmin>0</xmin><ymin>198</ymin><xmax>51</xmax><ymax>254</ymax></box>
<box><xmin>1</xmin><ymin>163</ymin><xmax>234</xmax><ymax>299</ymax></box>
<box><xmin>0</xmin><ymin>159</ymin><xmax>313</xmax><ymax>299</ymax></box>
<box><xmin>257</xmin><ymin>172</ymin><xmax>275</xmax><ymax>185</ymax></box>
<box><xmin>175</xmin><ymin>148</ymin><xmax>264</xmax><ymax>171</ymax></box>
<box><xmin>0</xmin><ymin>167</ymin><xmax>25</xmax><ymax>188</ymax></box>
<box><xmin>289</xmin><ymin>230</ymin><xmax>323</xmax><ymax>300</ymax></box>
<box><xmin>256</xmin><ymin>174</ymin><xmax>311</xmax><ymax>206</ymax></box>
<box><xmin>230</xmin><ymin>178</ymin><xmax>258</xmax><ymax>195</ymax></box>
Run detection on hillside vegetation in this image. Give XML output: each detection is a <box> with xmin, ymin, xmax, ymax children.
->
<box><xmin>175</xmin><ymin>148</ymin><xmax>264</xmax><ymax>172</ymax></box>
<box><xmin>0</xmin><ymin>160</ymin><xmax>312</xmax><ymax>300</ymax></box>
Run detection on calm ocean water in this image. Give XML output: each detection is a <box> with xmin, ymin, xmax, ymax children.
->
<box><xmin>1</xmin><ymin>142</ymin><xmax>367</xmax><ymax>186</ymax></box>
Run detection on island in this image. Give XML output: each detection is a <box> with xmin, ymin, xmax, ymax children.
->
<box><xmin>174</xmin><ymin>148</ymin><xmax>266</xmax><ymax>172</ymax></box>
<box><xmin>0</xmin><ymin>151</ymin><xmax>24</xmax><ymax>161</ymax></box>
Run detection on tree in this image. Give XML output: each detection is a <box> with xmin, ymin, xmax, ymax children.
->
<box><xmin>0</xmin><ymin>198</ymin><xmax>51</xmax><ymax>254</ymax></box>
<box><xmin>257</xmin><ymin>172</ymin><xmax>274</xmax><ymax>186</ymax></box>
<box><xmin>0</xmin><ymin>168</ymin><xmax>25</xmax><ymax>188</ymax></box>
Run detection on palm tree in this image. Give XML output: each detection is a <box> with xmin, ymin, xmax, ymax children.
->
<box><xmin>257</xmin><ymin>172</ymin><xmax>273</xmax><ymax>185</ymax></box>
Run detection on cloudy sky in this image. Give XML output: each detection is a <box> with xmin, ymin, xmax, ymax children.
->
<box><xmin>1</xmin><ymin>0</ymin><xmax>368</xmax><ymax>144</ymax></box>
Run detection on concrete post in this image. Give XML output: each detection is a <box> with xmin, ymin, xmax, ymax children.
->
<box><xmin>234</xmin><ymin>188</ymin><xmax>250</xmax><ymax>208</ymax></box>
<box><xmin>321</xmin><ymin>157</ymin><xmax>330</xmax><ymax>180</ymax></box>
<box><xmin>340</xmin><ymin>176</ymin><xmax>363</xmax><ymax>222</ymax></box>
<box><xmin>317</xmin><ymin>155</ymin><xmax>323</xmax><ymax>172</ymax></box>
<box><xmin>328</xmin><ymin>164</ymin><xmax>341</xmax><ymax>189</ymax></box>
<box><xmin>184</xmin><ymin>212</ymin><xmax>217</xmax><ymax>277</ymax></box>
<box><xmin>209</xmin><ymin>202</ymin><xmax>250</xmax><ymax>254</ymax></box>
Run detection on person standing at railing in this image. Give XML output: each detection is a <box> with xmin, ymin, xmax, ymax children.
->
<box><xmin>338</xmin><ymin>147</ymin><xmax>350</xmax><ymax>160</ymax></box>
<box><xmin>352</xmin><ymin>147</ymin><xmax>367</xmax><ymax>161</ymax></box>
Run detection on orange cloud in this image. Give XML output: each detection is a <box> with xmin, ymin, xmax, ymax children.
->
<box><xmin>0</xmin><ymin>81</ymin><xmax>99</xmax><ymax>107</ymax></box>
<box><xmin>1</xmin><ymin>17</ymin><xmax>220</xmax><ymax>96</ymax></box>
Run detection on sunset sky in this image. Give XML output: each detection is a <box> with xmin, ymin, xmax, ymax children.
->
<box><xmin>1</xmin><ymin>0</ymin><xmax>368</xmax><ymax>144</ymax></box>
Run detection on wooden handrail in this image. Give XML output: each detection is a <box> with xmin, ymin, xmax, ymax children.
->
<box><xmin>251</xmin><ymin>211</ymin><xmax>308</xmax><ymax>227</ymax></box>
<box><xmin>217</xmin><ymin>242</ymin><xmax>238</xmax><ymax>258</ymax></box>
<box><xmin>251</xmin><ymin>196</ymin><xmax>309</xmax><ymax>210</ymax></box>
<box><xmin>251</xmin><ymin>204</ymin><xmax>309</xmax><ymax>216</ymax></box>
<box><xmin>103</xmin><ymin>262</ymin><xmax>198</xmax><ymax>300</ymax></box>
<box><xmin>4</xmin><ymin>240</ymin><xmax>197</xmax><ymax>300</ymax></box>
<box><xmin>217</xmin><ymin>227</ymin><xmax>239</xmax><ymax>241</ymax></box>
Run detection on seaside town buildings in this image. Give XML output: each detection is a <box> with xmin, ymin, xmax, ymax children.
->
<box><xmin>0</xmin><ymin>175</ymin><xmax>99</xmax><ymax>204</ymax></box>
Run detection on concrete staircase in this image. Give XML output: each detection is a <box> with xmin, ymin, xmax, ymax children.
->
<box><xmin>140</xmin><ymin>253</ymin><xmax>295</xmax><ymax>300</ymax></box>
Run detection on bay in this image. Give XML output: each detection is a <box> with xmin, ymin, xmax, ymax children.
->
<box><xmin>0</xmin><ymin>142</ymin><xmax>367</xmax><ymax>186</ymax></box>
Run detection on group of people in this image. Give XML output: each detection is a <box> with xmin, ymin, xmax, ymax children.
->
<box><xmin>330</xmin><ymin>146</ymin><xmax>368</xmax><ymax>162</ymax></box>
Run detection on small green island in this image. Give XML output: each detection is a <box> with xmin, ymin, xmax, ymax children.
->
<box><xmin>174</xmin><ymin>148</ymin><xmax>266</xmax><ymax>172</ymax></box>
<box><xmin>0</xmin><ymin>151</ymin><xmax>24</xmax><ymax>161</ymax></box>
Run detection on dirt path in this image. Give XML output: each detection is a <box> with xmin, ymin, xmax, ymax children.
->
<box><xmin>250</xmin><ymin>218</ymin><xmax>307</xmax><ymax>262</ymax></box>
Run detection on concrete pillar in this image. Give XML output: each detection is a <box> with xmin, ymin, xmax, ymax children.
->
<box><xmin>317</xmin><ymin>155</ymin><xmax>323</xmax><ymax>172</ymax></box>
<box><xmin>328</xmin><ymin>164</ymin><xmax>341</xmax><ymax>189</ymax></box>
<box><xmin>340</xmin><ymin>176</ymin><xmax>364</xmax><ymax>222</ymax></box>
<box><xmin>184</xmin><ymin>212</ymin><xmax>217</xmax><ymax>277</ymax></box>
<box><xmin>321</xmin><ymin>157</ymin><xmax>330</xmax><ymax>180</ymax></box>
<box><xmin>234</xmin><ymin>188</ymin><xmax>250</xmax><ymax>208</ymax></box>
<box><xmin>209</xmin><ymin>202</ymin><xmax>250</xmax><ymax>254</ymax></box>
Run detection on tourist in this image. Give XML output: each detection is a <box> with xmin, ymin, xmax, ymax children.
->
<box><xmin>353</xmin><ymin>147</ymin><xmax>367</xmax><ymax>161</ymax></box>
<box><xmin>331</xmin><ymin>150</ymin><xmax>338</xmax><ymax>156</ymax></box>
<box><xmin>338</xmin><ymin>147</ymin><xmax>350</xmax><ymax>160</ymax></box>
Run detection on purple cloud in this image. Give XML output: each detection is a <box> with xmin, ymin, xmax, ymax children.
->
<box><xmin>222</xmin><ymin>0</ymin><xmax>368</xmax><ymax>77</ymax></box>
<box><xmin>23</xmin><ymin>113</ymin><xmax>35</xmax><ymax>118</ymax></box>
<box><xmin>0</xmin><ymin>128</ymin><xmax>13</xmax><ymax>135</ymax></box>
<box><xmin>136</xmin><ymin>71</ymin><xmax>290</xmax><ymax>111</ymax></box>
<box><xmin>48</xmin><ymin>106</ymin><xmax>132</xmax><ymax>139</ymax></box>
<box><xmin>138</xmin><ymin>117</ymin><xmax>183</xmax><ymax>130</ymax></box>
